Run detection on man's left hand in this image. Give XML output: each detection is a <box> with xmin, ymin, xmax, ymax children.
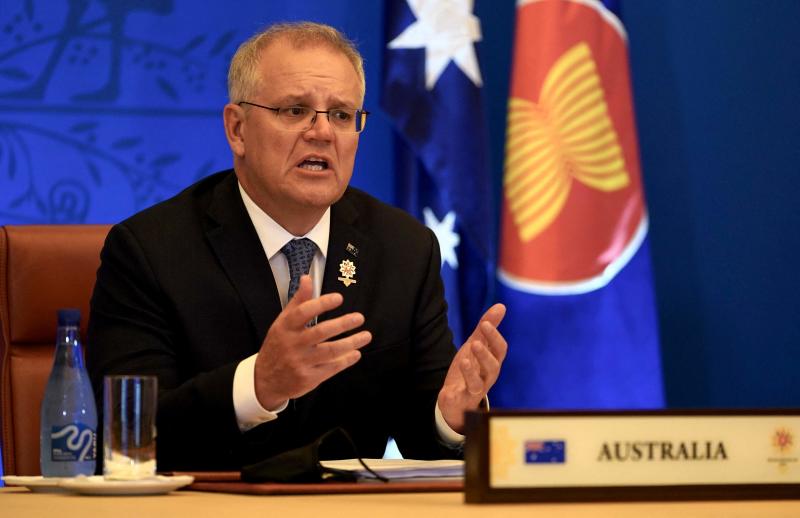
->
<box><xmin>437</xmin><ymin>303</ymin><xmax>508</xmax><ymax>434</ymax></box>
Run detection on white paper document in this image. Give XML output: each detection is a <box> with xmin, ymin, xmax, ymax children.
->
<box><xmin>319</xmin><ymin>458</ymin><xmax>464</xmax><ymax>481</ymax></box>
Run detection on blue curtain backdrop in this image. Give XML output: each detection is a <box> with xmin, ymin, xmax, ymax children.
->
<box><xmin>2</xmin><ymin>0</ymin><xmax>800</xmax><ymax>479</ymax></box>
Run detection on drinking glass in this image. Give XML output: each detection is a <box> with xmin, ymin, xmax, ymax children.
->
<box><xmin>103</xmin><ymin>375</ymin><xmax>157</xmax><ymax>480</ymax></box>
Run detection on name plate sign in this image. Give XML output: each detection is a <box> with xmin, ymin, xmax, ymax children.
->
<box><xmin>464</xmin><ymin>410</ymin><xmax>800</xmax><ymax>503</ymax></box>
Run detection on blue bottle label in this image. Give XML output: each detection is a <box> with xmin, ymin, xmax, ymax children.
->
<box><xmin>50</xmin><ymin>423</ymin><xmax>96</xmax><ymax>462</ymax></box>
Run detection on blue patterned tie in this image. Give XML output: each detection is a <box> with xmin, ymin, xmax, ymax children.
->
<box><xmin>281</xmin><ymin>238</ymin><xmax>316</xmax><ymax>302</ymax></box>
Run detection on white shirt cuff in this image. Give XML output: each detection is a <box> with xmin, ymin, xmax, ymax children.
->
<box><xmin>434</xmin><ymin>397</ymin><xmax>491</xmax><ymax>447</ymax></box>
<box><xmin>434</xmin><ymin>402</ymin><xmax>465</xmax><ymax>446</ymax></box>
<box><xmin>232</xmin><ymin>354</ymin><xmax>288</xmax><ymax>432</ymax></box>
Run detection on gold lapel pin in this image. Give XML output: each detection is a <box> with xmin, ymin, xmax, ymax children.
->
<box><xmin>338</xmin><ymin>259</ymin><xmax>357</xmax><ymax>287</ymax></box>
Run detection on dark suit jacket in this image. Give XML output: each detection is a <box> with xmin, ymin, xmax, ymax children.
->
<box><xmin>87</xmin><ymin>170</ymin><xmax>458</xmax><ymax>471</ymax></box>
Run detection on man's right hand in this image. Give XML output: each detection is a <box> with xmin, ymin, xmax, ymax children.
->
<box><xmin>253</xmin><ymin>274</ymin><xmax>371</xmax><ymax>411</ymax></box>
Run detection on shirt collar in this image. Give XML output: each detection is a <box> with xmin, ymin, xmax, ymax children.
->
<box><xmin>238</xmin><ymin>182</ymin><xmax>330</xmax><ymax>260</ymax></box>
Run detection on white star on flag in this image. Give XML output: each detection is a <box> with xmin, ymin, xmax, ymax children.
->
<box><xmin>387</xmin><ymin>0</ymin><xmax>483</xmax><ymax>90</ymax></box>
<box><xmin>423</xmin><ymin>207</ymin><xmax>460</xmax><ymax>269</ymax></box>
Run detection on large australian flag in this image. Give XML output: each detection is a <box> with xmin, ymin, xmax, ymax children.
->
<box><xmin>382</xmin><ymin>0</ymin><xmax>494</xmax><ymax>346</ymax></box>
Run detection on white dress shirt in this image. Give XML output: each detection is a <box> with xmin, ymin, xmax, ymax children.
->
<box><xmin>232</xmin><ymin>183</ymin><xmax>464</xmax><ymax>446</ymax></box>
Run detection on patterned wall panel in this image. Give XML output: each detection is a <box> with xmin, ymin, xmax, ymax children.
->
<box><xmin>0</xmin><ymin>0</ymin><xmax>254</xmax><ymax>223</ymax></box>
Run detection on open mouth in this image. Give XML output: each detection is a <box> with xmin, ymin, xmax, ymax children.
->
<box><xmin>298</xmin><ymin>157</ymin><xmax>329</xmax><ymax>171</ymax></box>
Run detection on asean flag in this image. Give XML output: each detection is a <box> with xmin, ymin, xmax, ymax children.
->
<box><xmin>491</xmin><ymin>0</ymin><xmax>664</xmax><ymax>409</ymax></box>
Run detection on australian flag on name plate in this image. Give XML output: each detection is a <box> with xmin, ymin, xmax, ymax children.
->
<box><xmin>381</xmin><ymin>0</ymin><xmax>494</xmax><ymax>346</ymax></box>
<box><xmin>525</xmin><ymin>440</ymin><xmax>566</xmax><ymax>464</ymax></box>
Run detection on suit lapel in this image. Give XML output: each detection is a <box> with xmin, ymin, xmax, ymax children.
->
<box><xmin>203</xmin><ymin>179</ymin><xmax>372</xmax><ymax>336</ymax></box>
<box><xmin>203</xmin><ymin>173</ymin><xmax>282</xmax><ymax>345</ymax></box>
<box><xmin>321</xmin><ymin>192</ymin><xmax>374</xmax><ymax>323</ymax></box>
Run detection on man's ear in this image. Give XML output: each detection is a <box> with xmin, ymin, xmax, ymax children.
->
<box><xmin>223</xmin><ymin>103</ymin><xmax>246</xmax><ymax>157</ymax></box>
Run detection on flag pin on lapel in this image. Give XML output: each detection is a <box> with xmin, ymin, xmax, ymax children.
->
<box><xmin>346</xmin><ymin>243</ymin><xmax>359</xmax><ymax>257</ymax></box>
<box><xmin>338</xmin><ymin>259</ymin><xmax>357</xmax><ymax>287</ymax></box>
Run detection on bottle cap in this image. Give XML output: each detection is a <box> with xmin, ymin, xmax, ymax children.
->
<box><xmin>57</xmin><ymin>309</ymin><xmax>81</xmax><ymax>326</ymax></box>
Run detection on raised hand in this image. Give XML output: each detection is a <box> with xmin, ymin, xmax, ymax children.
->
<box><xmin>437</xmin><ymin>304</ymin><xmax>507</xmax><ymax>433</ymax></box>
<box><xmin>253</xmin><ymin>275</ymin><xmax>372</xmax><ymax>410</ymax></box>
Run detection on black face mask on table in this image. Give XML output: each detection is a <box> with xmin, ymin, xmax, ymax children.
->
<box><xmin>241</xmin><ymin>427</ymin><xmax>388</xmax><ymax>484</ymax></box>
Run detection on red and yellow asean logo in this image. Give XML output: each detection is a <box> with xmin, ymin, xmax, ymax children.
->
<box><xmin>498</xmin><ymin>0</ymin><xmax>647</xmax><ymax>294</ymax></box>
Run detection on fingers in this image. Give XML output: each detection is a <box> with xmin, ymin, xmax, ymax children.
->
<box><xmin>459</xmin><ymin>354</ymin><xmax>484</xmax><ymax>396</ymax></box>
<box><xmin>478</xmin><ymin>319</ymin><xmax>508</xmax><ymax>364</ymax></box>
<box><xmin>481</xmin><ymin>303</ymin><xmax>507</xmax><ymax>328</ymax></box>
<box><xmin>287</xmin><ymin>274</ymin><xmax>314</xmax><ymax>306</ymax></box>
<box><xmin>471</xmin><ymin>340</ymin><xmax>501</xmax><ymax>384</ymax></box>
<box><xmin>309</xmin><ymin>330</ymin><xmax>372</xmax><ymax>366</ymax></box>
<box><xmin>462</xmin><ymin>305</ymin><xmax>508</xmax><ymax>370</ymax></box>
<box><xmin>284</xmin><ymin>276</ymin><xmax>344</xmax><ymax>328</ymax></box>
<box><xmin>306</xmin><ymin>312</ymin><xmax>364</xmax><ymax>344</ymax></box>
<box><xmin>459</xmin><ymin>340</ymin><xmax>501</xmax><ymax>393</ymax></box>
<box><xmin>294</xmin><ymin>331</ymin><xmax>371</xmax><ymax>392</ymax></box>
<box><xmin>467</xmin><ymin>303</ymin><xmax>507</xmax><ymax>344</ymax></box>
<box><xmin>279</xmin><ymin>273</ymin><xmax>371</xmax><ymax>365</ymax></box>
<box><xmin>310</xmin><ymin>347</ymin><xmax>363</xmax><ymax>383</ymax></box>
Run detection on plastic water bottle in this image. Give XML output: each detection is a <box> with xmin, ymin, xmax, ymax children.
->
<box><xmin>40</xmin><ymin>309</ymin><xmax>97</xmax><ymax>477</ymax></box>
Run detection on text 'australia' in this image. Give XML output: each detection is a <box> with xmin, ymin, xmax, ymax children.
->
<box><xmin>597</xmin><ymin>441</ymin><xmax>728</xmax><ymax>462</ymax></box>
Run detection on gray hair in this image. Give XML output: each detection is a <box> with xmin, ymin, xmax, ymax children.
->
<box><xmin>227</xmin><ymin>21</ymin><xmax>366</xmax><ymax>104</ymax></box>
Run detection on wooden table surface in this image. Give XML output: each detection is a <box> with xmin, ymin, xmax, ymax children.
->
<box><xmin>4</xmin><ymin>487</ymin><xmax>800</xmax><ymax>518</ymax></box>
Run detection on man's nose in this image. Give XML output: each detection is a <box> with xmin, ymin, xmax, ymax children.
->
<box><xmin>303</xmin><ymin>112</ymin><xmax>334</xmax><ymax>141</ymax></box>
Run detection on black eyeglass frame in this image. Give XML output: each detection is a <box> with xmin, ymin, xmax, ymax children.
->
<box><xmin>238</xmin><ymin>101</ymin><xmax>370</xmax><ymax>133</ymax></box>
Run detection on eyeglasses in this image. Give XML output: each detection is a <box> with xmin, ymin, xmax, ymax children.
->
<box><xmin>238</xmin><ymin>101</ymin><xmax>369</xmax><ymax>133</ymax></box>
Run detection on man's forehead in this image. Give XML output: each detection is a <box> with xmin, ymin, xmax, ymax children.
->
<box><xmin>273</xmin><ymin>90</ymin><xmax>356</xmax><ymax>107</ymax></box>
<box><xmin>259</xmin><ymin>38</ymin><xmax>354</xmax><ymax>72</ymax></box>
<box><xmin>256</xmin><ymin>41</ymin><xmax>362</xmax><ymax>103</ymax></box>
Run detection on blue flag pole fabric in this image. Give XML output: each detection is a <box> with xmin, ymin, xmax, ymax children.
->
<box><xmin>491</xmin><ymin>0</ymin><xmax>664</xmax><ymax>409</ymax></box>
<box><xmin>381</xmin><ymin>0</ymin><xmax>494</xmax><ymax>346</ymax></box>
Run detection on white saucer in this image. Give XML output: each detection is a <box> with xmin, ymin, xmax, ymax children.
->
<box><xmin>59</xmin><ymin>475</ymin><xmax>194</xmax><ymax>496</ymax></box>
<box><xmin>2</xmin><ymin>475</ymin><xmax>70</xmax><ymax>493</ymax></box>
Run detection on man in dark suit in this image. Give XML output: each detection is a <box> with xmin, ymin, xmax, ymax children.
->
<box><xmin>87</xmin><ymin>21</ymin><xmax>507</xmax><ymax>471</ymax></box>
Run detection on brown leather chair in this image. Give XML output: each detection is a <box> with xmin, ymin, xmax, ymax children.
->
<box><xmin>0</xmin><ymin>225</ymin><xmax>110</xmax><ymax>475</ymax></box>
